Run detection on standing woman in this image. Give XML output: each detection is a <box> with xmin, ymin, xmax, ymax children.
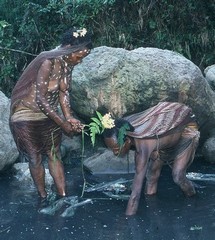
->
<box><xmin>9</xmin><ymin>28</ymin><xmax>92</xmax><ymax>201</ymax></box>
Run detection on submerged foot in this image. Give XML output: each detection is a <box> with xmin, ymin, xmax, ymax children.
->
<box><xmin>38</xmin><ymin>196</ymin><xmax>49</xmax><ymax>209</ymax></box>
<box><xmin>38</xmin><ymin>196</ymin><xmax>67</xmax><ymax>215</ymax></box>
<box><xmin>192</xmin><ymin>182</ymin><xmax>206</xmax><ymax>189</ymax></box>
<box><xmin>38</xmin><ymin>195</ymin><xmax>92</xmax><ymax>217</ymax></box>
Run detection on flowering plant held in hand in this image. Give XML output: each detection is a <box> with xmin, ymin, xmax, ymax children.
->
<box><xmin>88</xmin><ymin>111</ymin><xmax>115</xmax><ymax>146</ymax></box>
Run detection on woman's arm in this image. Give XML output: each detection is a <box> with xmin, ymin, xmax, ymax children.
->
<box><xmin>59</xmin><ymin>70</ymin><xmax>83</xmax><ymax>132</ymax></box>
<box><xmin>36</xmin><ymin>59</ymin><xmax>73</xmax><ymax>134</ymax></box>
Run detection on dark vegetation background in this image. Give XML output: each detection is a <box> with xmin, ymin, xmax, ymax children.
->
<box><xmin>1</xmin><ymin>0</ymin><xmax>215</xmax><ymax>97</ymax></box>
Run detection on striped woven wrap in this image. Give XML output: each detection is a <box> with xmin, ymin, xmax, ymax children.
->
<box><xmin>125</xmin><ymin>102</ymin><xmax>195</xmax><ymax>139</ymax></box>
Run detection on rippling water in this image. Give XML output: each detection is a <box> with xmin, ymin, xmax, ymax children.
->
<box><xmin>0</xmin><ymin>158</ymin><xmax>215</xmax><ymax>240</ymax></box>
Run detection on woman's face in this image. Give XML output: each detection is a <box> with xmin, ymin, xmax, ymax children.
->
<box><xmin>64</xmin><ymin>48</ymin><xmax>90</xmax><ymax>65</ymax></box>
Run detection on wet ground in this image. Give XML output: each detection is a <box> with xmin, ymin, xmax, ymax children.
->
<box><xmin>0</xmin><ymin>157</ymin><xmax>215</xmax><ymax>240</ymax></box>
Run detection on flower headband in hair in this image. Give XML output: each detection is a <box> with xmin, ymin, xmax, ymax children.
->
<box><xmin>73</xmin><ymin>28</ymin><xmax>87</xmax><ymax>38</ymax></box>
<box><xmin>86</xmin><ymin>111</ymin><xmax>133</xmax><ymax>147</ymax></box>
<box><xmin>87</xmin><ymin>112</ymin><xmax>115</xmax><ymax>146</ymax></box>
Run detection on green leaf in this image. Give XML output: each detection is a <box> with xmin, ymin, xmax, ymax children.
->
<box><xmin>90</xmin><ymin>130</ymin><xmax>96</xmax><ymax>146</ymax></box>
<box><xmin>87</xmin><ymin>111</ymin><xmax>107</xmax><ymax>146</ymax></box>
<box><xmin>0</xmin><ymin>20</ymin><xmax>10</xmax><ymax>28</ymax></box>
<box><xmin>117</xmin><ymin>123</ymin><xmax>131</xmax><ymax>148</ymax></box>
<box><xmin>89</xmin><ymin>121</ymin><xmax>99</xmax><ymax>129</ymax></box>
<box><xmin>89</xmin><ymin>122</ymin><xmax>101</xmax><ymax>133</ymax></box>
<box><xmin>95</xmin><ymin>111</ymin><xmax>103</xmax><ymax>121</ymax></box>
<box><xmin>90</xmin><ymin>117</ymin><xmax>102</xmax><ymax>126</ymax></box>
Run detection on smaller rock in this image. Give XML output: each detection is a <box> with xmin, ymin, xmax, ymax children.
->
<box><xmin>83</xmin><ymin>148</ymin><xmax>135</xmax><ymax>174</ymax></box>
<box><xmin>61</xmin><ymin>135</ymin><xmax>82</xmax><ymax>153</ymax></box>
<box><xmin>0</xmin><ymin>91</ymin><xmax>19</xmax><ymax>171</ymax></box>
<box><xmin>13</xmin><ymin>162</ymin><xmax>53</xmax><ymax>187</ymax></box>
<box><xmin>202</xmin><ymin>137</ymin><xmax>215</xmax><ymax>163</ymax></box>
<box><xmin>204</xmin><ymin>64</ymin><xmax>215</xmax><ymax>90</ymax></box>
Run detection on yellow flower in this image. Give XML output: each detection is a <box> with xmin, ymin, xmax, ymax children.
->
<box><xmin>101</xmin><ymin>113</ymin><xmax>115</xmax><ymax>129</ymax></box>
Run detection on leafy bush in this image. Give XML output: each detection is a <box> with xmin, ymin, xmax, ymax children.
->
<box><xmin>1</xmin><ymin>0</ymin><xmax>215</xmax><ymax>97</ymax></box>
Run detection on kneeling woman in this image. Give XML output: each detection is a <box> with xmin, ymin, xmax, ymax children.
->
<box><xmin>104</xmin><ymin>102</ymin><xmax>200</xmax><ymax>215</ymax></box>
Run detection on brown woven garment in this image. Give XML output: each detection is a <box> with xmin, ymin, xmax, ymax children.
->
<box><xmin>125</xmin><ymin>102</ymin><xmax>195</xmax><ymax>139</ymax></box>
<box><xmin>9</xmin><ymin>118</ymin><xmax>62</xmax><ymax>160</ymax></box>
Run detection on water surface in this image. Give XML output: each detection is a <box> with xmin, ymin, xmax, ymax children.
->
<box><xmin>0</xmin><ymin>158</ymin><xmax>215</xmax><ymax>240</ymax></box>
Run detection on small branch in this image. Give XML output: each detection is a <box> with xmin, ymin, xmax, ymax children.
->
<box><xmin>0</xmin><ymin>226</ymin><xmax>10</xmax><ymax>233</ymax></box>
<box><xmin>80</xmin><ymin>130</ymin><xmax>87</xmax><ymax>198</ymax></box>
<box><xmin>0</xmin><ymin>46</ymin><xmax>37</xmax><ymax>56</ymax></box>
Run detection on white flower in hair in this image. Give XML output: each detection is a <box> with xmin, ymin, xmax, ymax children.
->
<box><xmin>73</xmin><ymin>32</ymin><xmax>79</xmax><ymax>38</ymax></box>
<box><xmin>73</xmin><ymin>28</ymin><xmax>87</xmax><ymax>38</ymax></box>
<box><xmin>80</xmin><ymin>28</ymin><xmax>87</xmax><ymax>37</ymax></box>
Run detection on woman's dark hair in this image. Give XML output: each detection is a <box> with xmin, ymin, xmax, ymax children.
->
<box><xmin>103</xmin><ymin>128</ymin><xmax>117</xmax><ymax>138</ymax></box>
<box><xmin>114</xmin><ymin>119</ymin><xmax>134</xmax><ymax>132</ymax></box>
<box><xmin>103</xmin><ymin>118</ymin><xmax>134</xmax><ymax>139</ymax></box>
<box><xmin>61</xmin><ymin>27</ymin><xmax>92</xmax><ymax>49</ymax></box>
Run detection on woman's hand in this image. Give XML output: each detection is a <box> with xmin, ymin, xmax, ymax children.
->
<box><xmin>60</xmin><ymin>121</ymin><xmax>75</xmax><ymax>136</ymax></box>
<box><xmin>67</xmin><ymin>118</ymin><xmax>84</xmax><ymax>133</ymax></box>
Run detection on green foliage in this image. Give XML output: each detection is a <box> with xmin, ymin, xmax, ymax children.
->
<box><xmin>117</xmin><ymin>123</ymin><xmax>131</xmax><ymax>148</ymax></box>
<box><xmin>87</xmin><ymin>111</ymin><xmax>131</xmax><ymax>148</ymax></box>
<box><xmin>1</xmin><ymin>0</ymin><xmax>215</xmax><ymax>96</ymax></box>
<box><xmin>88</xmin><ymin>111</ymin><xmax>104</xmax><ymax>146</ymax></box>
<box><xmin>0</xmin><ymin>20</ymin><xmax>20</xmax><ymax>95</ymax></box>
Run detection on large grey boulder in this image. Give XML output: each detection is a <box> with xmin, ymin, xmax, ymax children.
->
<box><xmin>71</xmin><ymin>47</ymin><xmax>215</xmax><ymax>144</ymax></box>
<box><xmin>0</xmin><ymin>91</ymin><xmax>19</xmax><ymax>171</ymax></box>
<box><xmin>70</xmin><ymin>46</ymin><xmax>215</xmax><ymax>165</ymax></box>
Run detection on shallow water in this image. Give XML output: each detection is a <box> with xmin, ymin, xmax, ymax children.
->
<box><xmin>1</xmin><ymin>158</ymin><xmax>215</xmax><ymax>240</ymax></box>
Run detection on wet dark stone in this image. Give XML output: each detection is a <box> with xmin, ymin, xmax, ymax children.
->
<box><xmin>0</xmin><ymin>158</ymin><xmax>215</xmax><ymax>240</ymax></box>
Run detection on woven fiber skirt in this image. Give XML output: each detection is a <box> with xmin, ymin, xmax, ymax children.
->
<box><xmin>10</xmin><ymin>117</ymin><xmax>62</xmax><ymax>159</ymax></box>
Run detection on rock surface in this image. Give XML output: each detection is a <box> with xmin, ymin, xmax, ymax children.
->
<box><xmin>202</xmin><ymin>137</ymin><xmax>215</xmax><ymax>164</ymax></box>
<box><xmin>0</xmin><ymin>91</ymin><xmax>19</xmax><ymax>171</ymax></box>
<box><xmin>83</xmin><ymin>148</ymin><xmax>135</xmax><ymax>174</ymax></box>
<box><xmin>71</xmin><ymin>47</ymin><xmax>215</xmax><ymax>134</ymax></box>
<box><xmin>204</xmin><ymin>64</ymin><xmax>215</xmax><ymax>90</ymax></box>
<box><xmin>13</xmin><ymin>162</ymin><xmax>53</xmax><ymax>187</ymax></box>
<box><xmin>2</xmin><ymin>47</ymin><xmax>215</xmax><ymax>172</ymax></box>
<box><xmin>71</xmin><ymin>46</ymin><xmax>215</xmax><ymax>164</ymax></box>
